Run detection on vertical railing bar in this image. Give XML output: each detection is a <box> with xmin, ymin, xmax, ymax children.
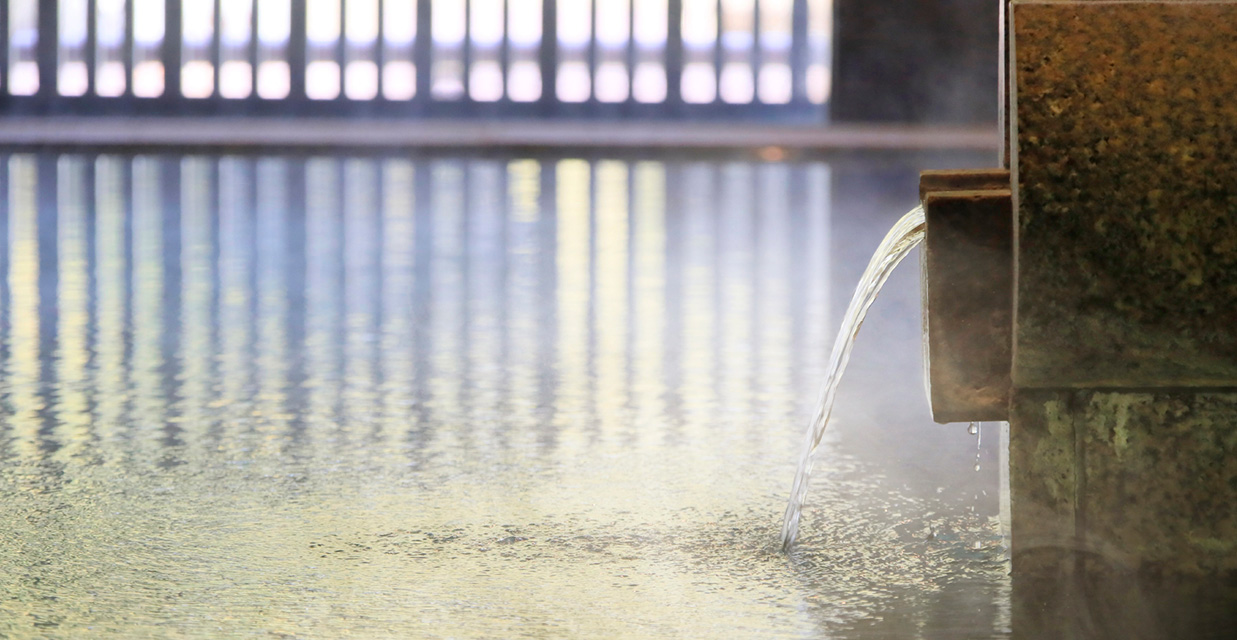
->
<box><xmin>539</xmin><ymin>0</ymin><xmax>556</xmax><ymax>109</ymax></box>
<box><xmin>86</xmin><ymin>0</ymin><xmax>98</xmax><ymax>96</ymax></box>
<box><xmin>751</xmin><ymin>0</ymin><xmax>761</xmax><ymax>104</ymax></box>
<box><xmin>414</xmin><ymin>0</ymin><xmax>430</xmax><ymax>100</ymax></box>
<box><xmin>37</xmin><ymin>0</ymin><xmax>59</xmax><ymax>99</ymax></box>
<box><xmin>375</xmin><ymin>0</ymin><xmax>385</xmax><ymax>99</ymax></box>
<box><xmin>499</xmin><ymin>0</ymin><xmax>509</xmax><ymax>101</ymax></box>
<box><xmin>462</xmin><ymin>0</ymin><xmax>470</xmax><ymax>100</ymax></box>
<box><xmin>288</xmin><ymin>0</ymin><xmax>306</xmax><ymax>100</ymax></box>
<box><xmin>337</xmin><ymin>0</ymin><xmax>347</xmax><ymax>99</ymax></box>
<box><xmin>665</xmin><ymin>0</ymin><xmax>682</xmax><ymax>107</ymax></box>
<box><xmin>213</xmin><ymin>0</ymin><xmax>223</xmax><ymax>97</ymax></box>
<box><xmin>250</xmin><ymin>0</ymin><xmax>260</xmax><ymax>99</ymax></box>
<box><xmin>122</xmin><ymin>0</ymin><xmax>134</xmax><ymax>97</ymax></box>
<box><xmin>790</xmin><ymin>0</ymin><xmax>806</xmax><ymax>105</ymax></box>
<box><xmin>165</xmin><ymin>0</ymin><xmax>183</xmax><ymax>99</ymax></box>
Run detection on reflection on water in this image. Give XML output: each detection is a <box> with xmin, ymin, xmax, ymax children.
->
<box><xmin>0</xmin><ymin>153</ymin><xmax>1007</xmax><ymax>638</ymax></box>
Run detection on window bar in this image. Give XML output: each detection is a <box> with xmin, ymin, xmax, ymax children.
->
<box><xmin>86</xmin><ymin>0</ymin><xmax>98</xmax><ymax>95</ymax></box>
<box><xmin>462</xmin><ymin>0</ymin><xmax>471</xmax><ymax>102</ymax></box>
<box><xmin>414</xmin><ymin>0</ymin><xmax>430</xmax><ymax>100</ymax></box>
<box><xmin>213</xmin><ymin>0</ymin><xmax>224</xmax><ymax>97</ymax></box>
<box><xmin>250</xmin><ymin>0</ymin><xmax>260</xmax><ymax>99</ymax></box>
<box><xmin>712</xmin><ymin>0</ymin><xmax>722</xmax><ymax>103</ymax></box>
<box><xmin>164</xmin><ymin>0</ymin><xmax>181</xmax><ymax>99</ymax></box>
<box><xmin>625</xmin><ymin>0</ymin><xmax>634</xmax><ymax>102</ymax></box>
<box><xmin>587</xmin><ymin>0</ymin><xmax>596</xmax><ymax>103</ymax></box>
<box><xmin>289</xmin><ymin>0</ymin><xmax>306</xmax><ymax>100</ymax></box>
<box><xmin>375</xmin><ymin>0</ymin><xmax>384</xmax><ymax>99</ymax></box>
<box><xmin>38</xmin><ymin>0</ymin><xmax>58</xmax><ymax>98</ymax></box>
<box><xmin>1</xmin><ymin>0</ymin><xmax>11</xmax><ymax>92</ymax></box>
<box><xmin>538</xmin><ymin>0</ymin><xmax>555</xmax><ymax>109</ymax></box>
<box><xmin>789</xmin><ymin>0</ymin><xmax>805</xmax><ymax>105</ymax></box>
<box><xmin>336</xmin><ymin>0</ymin><xmax>345</xmax><ymax>99</ymax></box>
<box><xmin>665</xmin><ymin>0</ymin><xmax>681</xmax><ymax>106</ymax></box>
<box><xmin>752</xmin><ymin>0</ymin><xmax>761</xmax><ymax>103</ymax></box>
<box><xmin>121</xmin><ymin>0</ymin><xmax>133</xmax><ymax>96</ymax></box>
<box><xmin>499</xmin><ymin>0</ymin><xmax>509</xmax><ymax>101</ymax></box>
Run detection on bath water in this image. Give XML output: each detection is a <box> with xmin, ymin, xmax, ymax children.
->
<box><xmin>780</xmin><ymin>206</ymin><xmax>927</xmax><ymax>551</ymax></box>
<box><xmin>0</xmin><ymin>154</ymin><xmax>1010</xmax><ymax>639</ymax></box>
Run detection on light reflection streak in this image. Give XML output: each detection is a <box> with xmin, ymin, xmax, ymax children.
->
<box><xmin>178</xmin><ymin>156</ymin><xmax>216</xmax><ymax>463</ymax></box>
<box><xmin>631</xmin><ymin>161</ymin><xmax>666</xmax><ymax>451</ymax></box>
<box><xmin>505</xmin><ymin>159</ymin><xmax>542</xmax><ymax>453</ymax></box>
<box><xmin>8</xmin><ymin>156</ymin><xmax>42</xmax><ymax>468</ymax></box>
<box><xmin>800</xmin><ymin>164</ymin><xmax>832</xmax><ymax>407</ymax></box>
<box><xmin>219</xmin><ymin>157</ymin><xmax>255</xmax><ymax>451</ymax></box>
<box><xmin>54</xmin><ymin>157</ymin><xmax>92</xmax><ymax>462</ymax></box>
<box><xmin>679</xmin><ymin>163</ymin><xmax>717</xmax><ymax>436</ymax></box>
<box><xmin>755</xmin><ymin>164</ymin><xmax>793</xmax><ymax>417</ymax></box>
<box><xmin>466</xmin><ymin>161</ymin><xmax>506</xmax><ymax>447</ymax></box>
<box><xmin>305</xmin><ymin>158</ymin><xmax>342</xmax><ymax>463</ymax></box>
<box><xmin>427</xmin><ymin>160</ymin><xmax>466</xmax><ymax>456</ymax></box>
<box><xmin>93</xmin><ymin>156</ymin><xmax>128</xmax><ymax>455</ymax></box>
<box><xmin>554</xmin><ymin>158</ymin><xmax>592</xmax><ymax>456</ymax></box>
<box><xmin>380</xmin><ymin>158</ymin><xmax>416</xmax><ymax>454</ymax></box>
<box><xmin>256</xmin><ymin>158</ymin><xmax>291</xmax><ymax>458</ymax></box>
<box><xmin>343</xmin><ymin>159</ymin><xmax>379</xmax><ymax>458</ymax></box>
<box><xmin>717</xmin><ymin>162</ymin><xmax>754</xmax><ymax>431</ymax></box>
<box><xmin>132</xmin><ymin>156</ymin><xmax>169</xmax><ymax>460</ymax></box>
<box><xmin>594</xmin><ymin>160</ymin><xmax>629</xmax><ymax>442</ymax></box>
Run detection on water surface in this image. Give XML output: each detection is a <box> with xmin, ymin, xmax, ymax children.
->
<box><xmin>0</xmin><ymin>152</ymin><xmax>1007</xmax><ymax>638</ymax></box>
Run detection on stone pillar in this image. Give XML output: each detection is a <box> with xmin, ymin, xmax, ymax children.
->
<box><xmin>1007</xmin><ymin>1</ymin><xmax>1237</xmax><ymax>635</ymax></box>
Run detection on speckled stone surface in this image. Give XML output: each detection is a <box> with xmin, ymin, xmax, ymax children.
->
<box><xmin>1011</xmin><ymin>1</ymin><xmax>1237</xmax><ymax>388</ymax></box>
<box><xmin>1010</xmin><ymin>389</ymin><xmax>1237</xmax><ymax>575</ymax></box>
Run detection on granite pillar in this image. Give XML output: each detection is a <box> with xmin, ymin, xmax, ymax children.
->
<box><xmin>1004</xmin><ymin>1</ymin><xmax>1237</xmax><ymax>634</ymax></box>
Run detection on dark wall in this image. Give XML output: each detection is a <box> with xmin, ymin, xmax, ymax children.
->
<box><xmin>831</xmin><ymin>0</ymin><xmax>1001</xmax><ymax>124</ymax></box>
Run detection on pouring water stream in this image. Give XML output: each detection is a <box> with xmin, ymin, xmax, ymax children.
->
<box><xmin>780</xmin><ymin>205</ymin><xmax>926</xmax><ymax>551</ymax></box>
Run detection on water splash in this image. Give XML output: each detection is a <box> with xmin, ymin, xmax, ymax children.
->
<box><xmin>780</xmin><ymin>205</ymin><xmax>926</xmax><ymax>552</ymax></box>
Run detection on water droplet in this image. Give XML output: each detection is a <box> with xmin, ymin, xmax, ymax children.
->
<box><xmin>974</xmin><ymin>463</ymin><xmax>981</xmax><ymax>472</ymax></box>
<box><xmin>967</xmin><ymin>422</ymin><xmax>979</xmax><ymax>436</ymax></box>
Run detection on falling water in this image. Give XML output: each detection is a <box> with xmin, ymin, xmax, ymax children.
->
<box><xmin>780</xmin><ymin>205</ymin><xmax>927</xmax><ymax>551</ymax></box>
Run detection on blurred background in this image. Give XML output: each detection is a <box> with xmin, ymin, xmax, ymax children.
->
<box><xmin>0</xmin><ymin>0</ymin><xmax>998</xmax><ymax>129</ymax></box>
